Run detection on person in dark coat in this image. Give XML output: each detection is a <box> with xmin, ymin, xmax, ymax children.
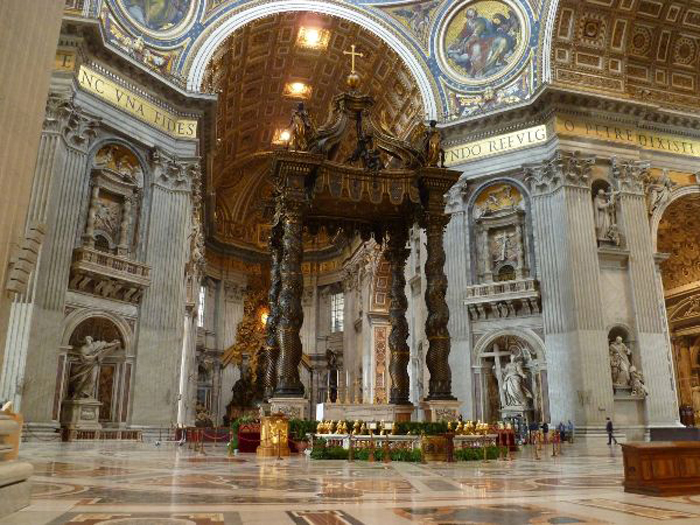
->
<box><xmin>606</xmin><ymin>417</ymin><xmax>618</xmax><ymax>445</ymax></box>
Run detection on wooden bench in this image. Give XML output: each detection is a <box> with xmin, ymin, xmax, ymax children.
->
<box><xmin>622</xmin><ymin>441</ymin><xmax>700</xmax><ymax>496</ymax></box>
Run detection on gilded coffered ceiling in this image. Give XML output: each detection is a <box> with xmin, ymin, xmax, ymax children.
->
<box><xmin>552</xmin><ymin>0</ymin><xmax>700</xmax><ymax>112</ymax></box>
<box><xmin>658</xmin><ymin>193</ymin><xmax>700</xmax><ymax>291</ymax></box>
<box><xmin>206</xmin><ymin>12</ymin><xmax>423</xmax><ymax>256</ymax></box>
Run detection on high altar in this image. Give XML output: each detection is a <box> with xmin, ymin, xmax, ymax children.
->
<box><xmin>261</xmin><ymin>53</ymin><xmax>461</xmax><ymax>422</ymax></box>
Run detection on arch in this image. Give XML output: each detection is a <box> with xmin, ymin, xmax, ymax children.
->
<box><xmin>541</xmin><ymin>0</ymin><xmax>560</xmax><ymax>83</ymax></box>
<box><xmin>605</xmin><ymin>322</ymin><xmax>634</xmax><ymax>344</ymax></box>
<box><xmin>61</xmin><ymin>308</ymin><xmax>134</xmax><ymax>356</ymax></box>
<box><xmin>466</xmin><ymin>176</ymin><xmax>531</xmax><ymax>213</ymax></box>
<box><xmin>651</xmin><ymin>185</ymin><xmax>700</xmax><ymax>253</ymax></box>
<box><xmin>185</xmin><ymin>0</ymin><xmax>439</xmax><ymax>119</ymax></box>
<box><xmin>88</xmin><ymin>136</ymin><xmax>150</xmax><ymax>182</ymax></box>
<box><xmin>473</xmin><ymin>327</ymin><xmax>547</xmax><ymax>365</ymax></box>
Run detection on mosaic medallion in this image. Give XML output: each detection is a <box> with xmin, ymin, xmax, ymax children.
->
<box><xmin>115</xmin><ymin>0</ymin><xmax>197</xmax><ymax>37</ymax></box>
<box><xmin>439</xmin><ymin>0</ymin><xmax>528</xmax><ymax>86</ymax></box>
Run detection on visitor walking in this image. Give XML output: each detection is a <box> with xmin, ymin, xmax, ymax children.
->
<box><xmin>542</xmin><ymin>421</ymin><xmax>549</xmax><ymax>443</ymax></box>
<box><xmin>567</xmin><ymin>420</ymin><xmax>575</xmax><ymax>443</ymax></box>
<box><xmin>606</xmin><ymin>417</ymin><xmax>618</xmax><ymax>445</ymax></box>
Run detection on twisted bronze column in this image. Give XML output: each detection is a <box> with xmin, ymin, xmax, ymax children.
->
<box><xmin>274</xmin><ymin>200</ymin><xmax>305</xmax><ymax>397</ymax></box>
<box><xmin>388</xmin><ymin>223</ymin><xmax>411</xmax><ymax>405</ymax></box>
<box><xmin>425</xmin><ymin>212</ymin><xmax>455</xmax><ymax>400</ymax></box>
<box><xmin>263</xmin><ymin>223</ymin><xmax>283</xmax><ymax>400</ymax></box>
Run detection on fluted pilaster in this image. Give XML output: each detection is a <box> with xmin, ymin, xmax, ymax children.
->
<box><xmin>19</xmin><ymin>99</ymin><xmax>100</xmax><ymax>422</ymax></box>
<box><xmin>131</xmin><ymin>155</ymin><xmax>199</xmax><ymax>426</ymax></box>
<box><xmin>526</xmin><ymin>151</ymin><xmax>612</xmax><ymax>426</ymax></box>
<box><xmin>444</xmin><ymin>192</ymin><xmax>473</xmax><ymax>415</ymax></box>
<box><xmin>614</xmin><ymin>159</ymin><xmax>679</xmax><ymax>426</ymax></box>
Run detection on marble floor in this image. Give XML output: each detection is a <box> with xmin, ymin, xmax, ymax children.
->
<box><xmin>3</xmin><ymin>440</ymin><xmax>700</xmax><ymax>524</ymax></box>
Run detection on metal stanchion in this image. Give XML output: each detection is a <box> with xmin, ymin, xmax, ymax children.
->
<box><xmin>277</xmin><ymin>430</ymin><xmax>282</xmax><ymax>461</ymax></box>
<box><xmin>368</xmin><ymin>435</ymin><xmax>375</xmax><ymax>463</ymax></box>
<box><xmin>348</xmin><ymin>436</ymin><xmax>354</xmax><ymax>462</ymax></box>
<box><xmin>382</xmin><ymin>438</ymin><xmax>390</xmax><ymax>464</ymax></box>
<box><xmin>534</xmin><ymin>434</ymin><xmax>541</xmax><ymax>461</ymax></box>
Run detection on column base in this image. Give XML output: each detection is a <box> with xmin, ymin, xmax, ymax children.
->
<box><xmin>269</xmin><ymin>397</ymin><xmax>308</xmax><ymax>420</ymax></box>
<box><xmin>421</xmin><ymin>399</ymin><xmax>461</xmax><ymax>422</ymax></box>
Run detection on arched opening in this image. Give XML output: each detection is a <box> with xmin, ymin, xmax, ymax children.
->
<box><xmin>204</xmin><ymin>12</ymin><xmax>425</xmax><ymax>260</ymax></box>
<box><xmin>476</xmin><ymin>332</ymin><xmax>548</xmax><ymax>427</ymax></box>
<box><xmin>185</xmin><ymin>1</ymin><xmax>438</xmax><ymax>118</ymax></box>
<box><xmin>200</xmin><ymin>12</ymin><xmax>429</xmax><ymax>413</ymax></box>
<box><xmin>658</xmin><ymin>193</ymin><xmax>700</xmax><ymax>425</ymax></box>
<box><xmin>61</xmin><ymin>316</ymin><xmax>130</xmax><ymax>426</ymax></box>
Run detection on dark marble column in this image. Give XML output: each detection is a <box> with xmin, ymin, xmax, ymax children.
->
<box><xmin>264</xmin><ymin>222</ymin><xmax>283</xmax><ymax>400</ymax></box>
<box><xmin>425</xmin><ymin>212</ymin><xmax>455</xmax><ymax>400</ymax></box>
<box><xmin>388</xmin><ymin>223</ymin><xmax>411</xmax><ymax>405</ymax></box>
<box><xmin>274</xmin><ymin>200</ymin><xmax>305</xmax><ymax>397</ymax></box>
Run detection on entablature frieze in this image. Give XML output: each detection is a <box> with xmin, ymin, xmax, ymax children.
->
<box><xmin>442</xmin><ymin>88</ymin><xmax>700</xmax><ymax>171</ymax></box>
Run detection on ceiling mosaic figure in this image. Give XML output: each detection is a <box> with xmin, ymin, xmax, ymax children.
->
<box><xmin>442</xmin><ymin>0</ymin><xmax>525</xmax><ymax>83</ymax></box>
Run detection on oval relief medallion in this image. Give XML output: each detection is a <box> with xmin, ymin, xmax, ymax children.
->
<box><xmin>439</xmin><ymin>0</ymin><xmax>529</xmax><ymax>86</ymax></box>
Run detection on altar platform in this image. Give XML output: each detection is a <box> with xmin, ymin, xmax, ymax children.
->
<box><xmin>314</xmin><ymin>432</ymin><xmax>498</xmax><ymax>451</ymax></box>
<box><xmin>316</xmin><ymin>402</ymin><xmax>414</xmax><ymax>423</ymax></box>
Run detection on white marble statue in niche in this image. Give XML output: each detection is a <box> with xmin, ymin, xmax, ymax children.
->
<box><xmin>629</xmin><ymin>366</ymin><xmax>649</xmax><ymax>397</ymax></box>
<box><xmin>501</xmin><ymin>354</ymin><xmax>533</xmax><ymax>407</ymax></box>
<box><xmin>609</xmin><ymin>335</ymin><xmax>648</xmax><ymax>395</ymax></box>
<box><xmin>68</xmin><ymin>337</ymin><xmax>121</xmax><ymax>400</ymax></box>
<box><xmin>609</xmin><ymin>336</ymin><xmax>633</xmax><ymax>388</ymax></box>
<box><xmin>593</xmin><ymin>186</ymin><xmax>621</xmax><ymax>246</ymax></box>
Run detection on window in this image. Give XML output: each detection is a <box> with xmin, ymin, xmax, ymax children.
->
<box><xmin>331</xmin><ymin>292</ymin><xmax>344</xmax><ymax>332</ymax></box>
<box><xmin>197</xmin><ymin>285</ymin><xmax>206</xmax><ymax>328</ymax></box>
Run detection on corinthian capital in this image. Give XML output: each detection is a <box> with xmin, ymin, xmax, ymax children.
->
<box><xmin>43</xmin><ymin>93</ymin><xmax>100</xmax><ymax>150</ymax></box>
<box><xmin>525</xmin><ymin>151</ymin><xmax>595</xmax><ymax>195</ymax></box>
<box><xmin>611</xmin><ymin>157</ymin><xmax>649</xmax><ymax>195</ymax></box>
<box><xmin>151</xmin><ymin>148</ymin><xmax>201</xmax><ymax>192</ymax></box>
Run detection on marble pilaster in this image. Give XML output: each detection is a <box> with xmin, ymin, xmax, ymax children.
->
<box><xmin>525</xmin><ymin>151</ymin><xmax>613</xmax><ymax>426</ymax></box>
<box><xmin>614</xmin><ymin>159</ymin><xmax>680</xmax><ymax>427</ymax></box>
<box><xmin>19</xmin><ymin>98</ymin><xmax>100</xmax><ymax>422</ymax></box>
<box><xmin>131</xmin><ymin>154</ymin><xmax>197</xmax><ymax>426</ymax></box>
<box><xmin>444</xmin><ymin>189</ymin><xmax>474</xmax><ymax>418</ymax></box>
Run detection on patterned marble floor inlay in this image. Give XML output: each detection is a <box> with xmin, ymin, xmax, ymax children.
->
<box><xmin>573</xmin><ymin>499</ymin><xmax>700</xmax><ymax>520</ymax></box>
<box><xmin>2</xmin><ymin>441</ymin><xmax>699</xmax><ymax>524</ymax></box>
<box><xmin>393</xmin><ymin>503</ymin><xmax>604</xmax><ymax>524</ymax></box>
